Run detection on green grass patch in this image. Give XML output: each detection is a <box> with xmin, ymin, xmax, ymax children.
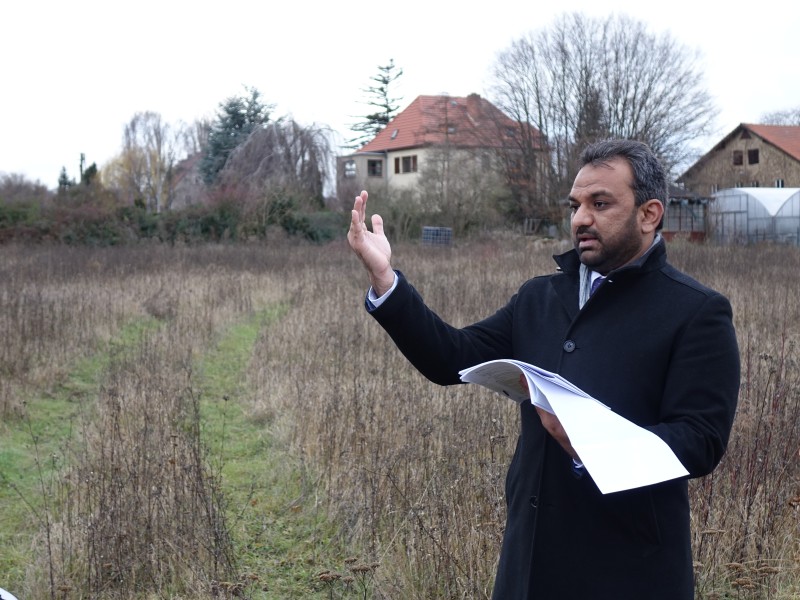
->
<box><xmin>196</xmin><ymin>305</ymin><xmax>352</xmax><ymax>599</ymax></box>
<box><xmin>0</xmin><ymin>395</ymin><xmax>77</xmax><ymax>584</ymax></box>
<box><xmin>1</xmin><ymin>304</ymin><xmax>356</xmax><ymax>598</ymax></box>
<box><xmin>0</xmin><ymin>316</ymin><xmax>162</xmax><ymax>587</ymax></box>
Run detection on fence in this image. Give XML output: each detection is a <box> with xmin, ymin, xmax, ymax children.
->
<box><xmin>421</xmin><ymin>226</ymin><xmax>453</xmax><ymax>246</ymax></box>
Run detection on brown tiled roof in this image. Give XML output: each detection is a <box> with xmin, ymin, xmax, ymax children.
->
<box><xmin>744</xmin><ymin>124</ymin><xmax>800</xmax><ymax>161</ymax></box>
<box><xmin>358</xmin><ymin>94</ymin><xmax>542</xmax><ymax>153</ymax></box>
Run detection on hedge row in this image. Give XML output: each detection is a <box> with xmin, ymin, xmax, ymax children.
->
<box><xmin>0</xmin><ymin>200</ymin><xmax>349</xmax><ymax>246</ymax></box>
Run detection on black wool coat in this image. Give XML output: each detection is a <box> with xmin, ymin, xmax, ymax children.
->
<box><xmin>368</xmin><ymin>240</ymin><xmax>740</xmax><ymax>600</ymax></box>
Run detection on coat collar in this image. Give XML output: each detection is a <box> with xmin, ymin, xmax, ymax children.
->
<box><xmin>549</xmin><ymin>237</ymin><xmax>667</xmax><ymax>319</ymax></box>
<box><xmin>552</xmin><ymin>235</ymin><xmax>667</xmax><ymax>281</ymax></box>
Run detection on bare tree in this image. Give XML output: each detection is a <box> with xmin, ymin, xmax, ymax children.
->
<box><xmin>760</xmin><ymin>106</ymin><xmax>800</xmax><ymax>125</ymax></box>
<box><xmin>219</xmin><ymin>119</ymin><xmax>333</xmax><ymax>209</ymax></box>
<box><xmin>416</xmin><ymin>146</ymin><xmax>506</xmax><ymax>235</ymax></box>
<box><xmin>104</xmin><ymin>112</ymin><xmax>179</xmax><ymax>212</ymax></box>
<box><xmin>0</xmin><ymin>172</ymin><xmax>52</xmax><ymax>205</ymax></box>
<box><xmin>177</xmin><ymin>117</ymin><xmax>213</xmax><ymax>157</ymax></box>
<box><xmin>490</xmin><ymin>13</ymin><xmax>717</xmax><ymax>210</ymax></box>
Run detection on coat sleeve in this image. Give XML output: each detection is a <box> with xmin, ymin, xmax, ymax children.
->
<box><xmin>649</xmin><ymin>292</ymin><xmax>740</xmax><ymax>477</ymax></box>
<box><xmin>368</xmin><ymin>271</ymin><xmax>515</xmax><ymax>385</ymax></box>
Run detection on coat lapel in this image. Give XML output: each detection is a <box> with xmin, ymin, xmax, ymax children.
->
<box><xmin>549</xmin><ymin>272</ymin><xmax>579</xmax><ymax>320</ymax></box>
<box><xmin>551</xmin><ymin>251</ymin><xmax>581</xmax><ymax>320</ymax></box>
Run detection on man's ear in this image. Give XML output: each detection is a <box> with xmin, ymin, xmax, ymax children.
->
<box><xmin>639</xmin><ymin>199</ymin><xmax>664</xmax><ymax>233</ymax></box>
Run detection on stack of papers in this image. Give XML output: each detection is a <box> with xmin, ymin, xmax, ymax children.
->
<box><xmin>459</xmin><ymin>359</ymin><xmax>688</xmax><ymax>494</ymax></box>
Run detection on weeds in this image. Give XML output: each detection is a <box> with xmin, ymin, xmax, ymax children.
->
<box><xmin>316</xmin><ymin>558</ymin><xmax>380</xmax><ymax>599</ymax></box>
<box><xmin>1</xmin><ymin>239</ymin><xmax>799</xmax><ymax>598</ymax></box>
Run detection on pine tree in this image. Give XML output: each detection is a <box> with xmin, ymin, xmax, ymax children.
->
<box><xmin>200</xmin><ymin>87</ymin><xmax>273</xmax><ymax>185</ymax></box>
<box><xmin>81</xmin><ymin>162</ymin><xmax>98</xmax><ymax>186</ymax></box>
<box><xmin>347</xmin><ymin>59</ymin><xmax>403</xmax><ymax>149</ymax></box>
<box><xmin>57</xmin><ymin>167</ymin><xmax>73</xmax><ymax>192</ymax></box>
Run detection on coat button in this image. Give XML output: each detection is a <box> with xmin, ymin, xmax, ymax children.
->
<box><xmin>563</xmin><ymin>340</ymin><xmax>576</xmax><ymax>353</ymax></box>
<box><xmin>530</xmin><ymin>496</ymin><xmax>538</xmax><ymax>508</ymax></box>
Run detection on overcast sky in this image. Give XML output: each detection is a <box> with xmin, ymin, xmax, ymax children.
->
<box><xmin>3</xmin><ymin>0</ymin><xmax>799</xmax><ymax>188</ymax></box>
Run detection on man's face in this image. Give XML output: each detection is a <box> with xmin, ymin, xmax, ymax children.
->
<box><xmin>568</xmin><ymin>158</ymin><xmax>650</xmax><ymax>275</ymax></box>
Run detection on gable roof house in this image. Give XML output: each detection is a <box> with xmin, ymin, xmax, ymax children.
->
<box><xmin>679</xmin><ymin>124</ymin><xmax>800</xmax><ymax>196</ymax></box>
<box><xmin>337</xmin><ymin>93</ymin><xmax>546</xmax><ymax>207</ymax></box>
<box><xmin>673</xmin><ymin>124</ymin><xmax>800</xmax><ymax>244</ymax></box>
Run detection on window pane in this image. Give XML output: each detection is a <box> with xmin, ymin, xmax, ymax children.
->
<box><xmin>398</xmin><ymin>155</ymin><xmax>419</xmax><ymax>174</ymax></box>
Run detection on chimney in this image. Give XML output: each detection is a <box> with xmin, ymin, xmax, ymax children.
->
<box><xmin>466</xmin><ymin>93</ymin><xmax>481</xmax><ymax>117</ymax></box>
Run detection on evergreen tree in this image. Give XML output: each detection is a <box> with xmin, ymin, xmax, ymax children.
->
<box><xmin>200</xmin><ymin>87</ymin><xmax>273</xmax><ymax>185</ymax></box>
<box><xmin>81</xmin><ymin>162</ymin><xmax>98</xmax><ymax>186</ymax></box>
<box><xmin>57</xmin><ymin>167</ymin><xmax>73</xmax><ymax>192</ymax></box>
<box><xmin>347</xmin><ymin>59</ymin><xmax>403</xmax><ymax>149</ymax></box>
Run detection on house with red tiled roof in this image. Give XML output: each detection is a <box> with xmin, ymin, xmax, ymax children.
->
<box><xmin>679</xmin><ymin>123</ymin><xmax>800</xmax><ymax>196</ymax></box>
<box><xmin>337</xmin><ymin>93</ymin><xmax>546</xmax><ymax>205</ymax></box>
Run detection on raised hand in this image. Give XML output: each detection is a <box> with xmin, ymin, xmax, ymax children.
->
<box><xmin>347</xmin><ymin>190</ymin><xmax>395</xmax><ymax>296</ymax></box>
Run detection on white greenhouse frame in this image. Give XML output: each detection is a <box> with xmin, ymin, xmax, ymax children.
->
<box><xmin>709</xmin><ymin>188</ymin><xmax>800</xmax><ymax>245</ymax></box>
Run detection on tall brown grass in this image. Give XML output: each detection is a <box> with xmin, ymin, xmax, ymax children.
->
<box><xmin>674</xmin><ymin>241</ymin><xmax>800</xmax><ymax>599</ymax></box>
<box><xmin>1</xmin><ymin>243</ymin><xmax>287</xmax><ymax>598</ymax></box>
<box><xmin>1</xmin><ymin>237</ymin><xmax>798</xmax><ymax>598</ymax></box>
<box><xmin>251</xmin><ymin>236</ymin><xmax>800</xmax><ymax>599</ymax></box>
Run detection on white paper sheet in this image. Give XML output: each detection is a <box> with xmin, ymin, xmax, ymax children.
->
<box><xmin>459</xmin><ymin>359</ymin><xmax>689</xmax><ymax>494</ymax></box>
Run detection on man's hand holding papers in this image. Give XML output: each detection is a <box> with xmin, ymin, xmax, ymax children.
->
<box><xmin>459</xmin><ymin>359</ymin><xmax>689</xmax><ymax>494</ymax></box>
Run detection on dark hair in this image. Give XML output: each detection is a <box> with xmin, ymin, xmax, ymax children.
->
<box><xmin>579</xmin><ymin>139</ymin><xmax>668</xmax><ymax>213</ymax></box>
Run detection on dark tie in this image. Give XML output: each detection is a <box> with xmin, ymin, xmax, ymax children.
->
<box><xmin>590</xmin><ymin>276</ymin><xmax>605</xmax><ymax>296</ymax></box>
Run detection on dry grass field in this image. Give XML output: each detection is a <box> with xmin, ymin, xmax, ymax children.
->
<box><xmin>0</xmin><ymin>237</ymin><xmax>798</xmax><ymax>599</ymax></box>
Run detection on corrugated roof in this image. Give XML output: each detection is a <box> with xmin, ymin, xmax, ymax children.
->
<box><xmin>744</xmin><ymin>124</ymin><xmax>800</xmax><ymax>161</ymax></box>
<box><xmin>358</xmin><ymin>94</ymin><xmax>542</xmax><ymax>153</ymax></box>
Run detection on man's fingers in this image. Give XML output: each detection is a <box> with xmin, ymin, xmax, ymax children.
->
<box><xmin>371</xmin><ymin>214</ymin><xmax>384</xmax><ymax>237</ymax></box>
<box><xmin>349</xmin><ymin>209</ymin><xmax>361</xmax><ymax>234</ymax></box>
<box><xmin>353</xmin><ymin>190</ymin><xmax>368</xmax><ymax>221</ymax></box>
<box><xmin>352</xmin><ymin>195</ymin><xmax>364</xmax><ymax>223</ymax></box>
<box><xmin>349</xmin><ymin>191</ymin><xmax>381</xmax><ymax>244</ymax></box>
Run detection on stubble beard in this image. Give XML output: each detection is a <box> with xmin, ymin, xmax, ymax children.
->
<box><xmin>574</xmin><ymin>210</ymin><xmax>642</xmax><ymax>274</ymax></box>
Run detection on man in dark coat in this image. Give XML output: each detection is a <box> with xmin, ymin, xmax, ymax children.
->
<box><xmin>347</xmin><ymin>139</ymin><xmax>740</xmax><ymax>599</ymax></box>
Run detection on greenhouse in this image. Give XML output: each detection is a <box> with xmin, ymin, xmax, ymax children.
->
<box><xmin>709</xmin><ymin>187</ymin><xmax>800</xmax><ymax>245</ymax></box>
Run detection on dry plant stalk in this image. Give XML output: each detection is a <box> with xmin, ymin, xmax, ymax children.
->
<box><xmin>1</xmin><ymin>244</ymin><xmax>289</xmax><ymax>598</ymax></box>
<box><xmin>2</xmin><ymin>239</ymin><xmax>799</xmax><ymax>599</ymax></box>
<box><xmin>251</xmin><ymin>238</ymin><xmax>800</xmax><ymax>599</ymax></box>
